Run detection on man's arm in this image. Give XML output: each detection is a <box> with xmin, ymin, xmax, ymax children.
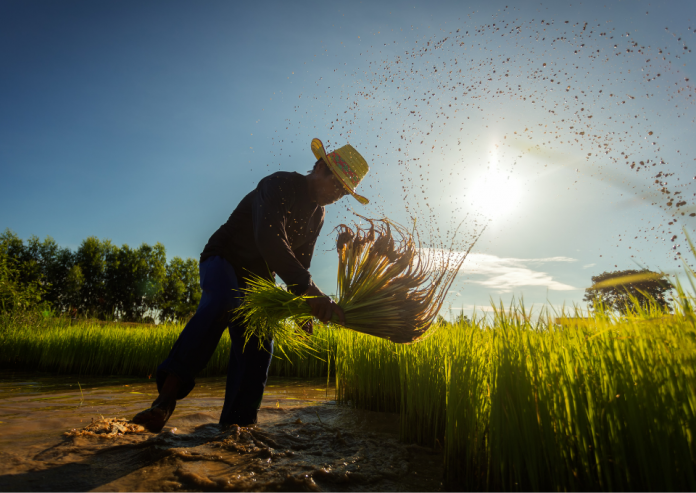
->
<box><xmin>251</xmin><ymin>175</ymin><xmax>313</xmax><ymax>294</ymax></box>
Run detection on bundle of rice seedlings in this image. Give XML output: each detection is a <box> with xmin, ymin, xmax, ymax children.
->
<box><xmin>234</xmin><ymin>275</ymin><xmax>316</xmax><ymax>358</ymax></box>
<box><xmin>235</xmin><ymin>216</ymin><xmax>477</xmax><ymax>347</ymax></box>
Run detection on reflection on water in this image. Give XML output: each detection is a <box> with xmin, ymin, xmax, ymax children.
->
<box><xmin>0</xmin><ymin>372</ymin><xmax>442</xmax><ymax>491</ymax></box>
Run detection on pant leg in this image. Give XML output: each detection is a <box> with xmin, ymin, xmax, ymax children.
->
<box><xmin>157</xmin><ymin>256</ymin><xmax>241</xmax><ymax>400</ymax></box>
<box><xmin>219</xmin><ymin>319</ymin><xmax>274</xmax><ymax>426</ymax></box>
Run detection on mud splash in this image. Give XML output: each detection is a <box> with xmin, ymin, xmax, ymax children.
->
<box><xmin>0</xmin><ymin>372</ymin><xmax>442</xmax><ymax>491</ymax></box>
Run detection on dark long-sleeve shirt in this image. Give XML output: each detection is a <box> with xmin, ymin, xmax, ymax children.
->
<box><xmin>200</xmin><ymin>172</ymin><xmax>324</xmax><ymax>294</ymax></box>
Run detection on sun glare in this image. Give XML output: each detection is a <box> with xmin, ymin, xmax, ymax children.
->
<box><xmin>468</xmin><ymin>157</ymin><xmax>522</xmax><ymax>220</ymax></box>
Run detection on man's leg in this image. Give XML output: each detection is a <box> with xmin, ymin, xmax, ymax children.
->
<box><xmin>133</xmin><ymin>256</ymin><xmax>240</xmax><ymax>432</ymax></box>
<box><xmin>219</xmin><ymin>317</ymin><xmax>274</xmax><ymax>426</ymax></box>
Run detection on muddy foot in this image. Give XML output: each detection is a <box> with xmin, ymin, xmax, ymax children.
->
<box><xmin>132</xmin><ymin>401</ymin><xmax>176</xmax><ymax>433</ymax></box>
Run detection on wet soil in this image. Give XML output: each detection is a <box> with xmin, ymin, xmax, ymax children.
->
<box><xmin>0</xmin><ymin>372</ymin><xmax>443</xmax><ymax>491</ymax></box>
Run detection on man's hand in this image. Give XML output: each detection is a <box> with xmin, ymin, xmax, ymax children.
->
<box><xmin>304</xmin><ymin>284</ymin><xmax>346</xmax><ymax>326</ymax></box>
<box><xmin>297</xmin><ymin>319</ymin><xmax>313</xmax><ymax>335</ymax></box>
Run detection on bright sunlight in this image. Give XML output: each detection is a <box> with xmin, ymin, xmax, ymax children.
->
<box><xmin>468</xmin><ymin>153</ymin><xmax>522</xmax><ymax>220</ymax></box>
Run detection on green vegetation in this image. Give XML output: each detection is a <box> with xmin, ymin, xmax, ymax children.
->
<box><xmin>0</xmin><ymin>229</ymin><xmax>201</xmax><ymax>323</ymax></box>
<box><xmin>0</xmin><ymin>312</ymin><xmax>334</xmax><ymax>379</ymax></box>
<box><xmin>237</xmin><ymin>218</ymin><xmax>471</xmax><ymax>345</ymax></box>
<box><xmin>583</xmin><ymin>268</ymin><xmax>673</xmax><ymax>313</ymax></box>
<box><xmin>3</xmin><ymin>232</ymin><xmax>696</xmax><ymax>490</ymax></box>
<box><xmin>3</xmin><ymin>292</ymin><xmax>695</xmax><ymax>490</ymax></box>
<box><xmin>1</xmin><ymin>242</ymin><xmax>47</xmax><ymax>312</ymax></box>
<box><xmin>335</xmin><ymin>301</ymin><xmax>696</xmax><ymax>490</ymax></box>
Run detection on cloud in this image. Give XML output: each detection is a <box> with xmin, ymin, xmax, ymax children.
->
<box><xmin>446</xmin><ymin>303</ymin><xmax>577</xmax><ymax>318</ymax></box>
<box><xmin>416</xmin><ymin>249</ymin><xmax>579</xmax><ymax>292</ymax></box>
<box><xmin>458</xmin><ymin>253</ymin><xmax>578</xmax><ymax>292</ymax></box>
<box><xmin>582</xmin><ymin>263</ymin><xmax>597</xmax><ymax>269</ymax></box>
<box><xmin>450</xmin><ymin>304</ymin><xmax>499</xmax><ymax>313</ymax></box>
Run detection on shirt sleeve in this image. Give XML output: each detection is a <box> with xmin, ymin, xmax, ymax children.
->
<box><xmin>251</xmin><ymin>174</ymin><xmax>316</xmax><ymax>295</ymax></box>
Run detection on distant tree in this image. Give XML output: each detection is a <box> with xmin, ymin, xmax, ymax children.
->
<box><xmin>136</xmin><ymin>242</ymin><xmax>167</xmax><ymax>321</ymax></box>
<box><xmin>104</xmin><ymin>242</ymin><xmax>167</xmax><ymax>322</ymax></box>
<box><xmin>583</xmin><ymin>269</ymin><xmax>672</xmax><ymax>314</ymax></box>
<box><xmin>64</xmin><ymin>264</ymin><xmax>84</xmax><ymax>314</ymax></box>
<box><xmin>0</xmin><ymin>228</ymin><xmax>200</xmax><ymax>323</ymax></box>
<box><xmin>1</xmin><ymin>229</ymin><xmax>80</xmax><ymax>314</ymax></box>
<box><xmin>75</xmin><ymin>237</ymin><xmax>116</xmax><ymax>318</ymax></box>
<box><xmin>444</xmin><ymin>310</ymin><xmax>470</xmax><ymax>326</ymax></box>
<box><xmin>0</xmin><ymin>229</ymin><xmax>38</xmax><ymax>287</ymax></box>
<box><xmin>0</xmin><ymin>241</ymin><xmax>46</xmax><ymax>312</ymax></box>
<box><xmin>160</xmin><ymin>257</ymin><xmax>201</xmax><ymax>323</ymax></box>
<box><xmin>0</xmin><ymin>229</ymin><xmax>26</xmax><ymax>261</ymax></box>
<box><xmin>25</xmin><ymin>235</ymin><xmax>77</xmax><ymax>312</ymax></box>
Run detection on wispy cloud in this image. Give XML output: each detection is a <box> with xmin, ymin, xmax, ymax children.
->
<box><xmin>459</xmin><ymin>253</ymin><xmax>578</xmax><ymax>292</ymax></box>
<box><xmin>417</xmin><ymin>249</ymin><xmax>579</xmax><ymax>292</ymax></box>
<box><xmin>582</xmin><ymin>263</ymin><xmax>597</xmax><ymax>269</ymax></box>
<box><xmin>445</xmin><ymin>303</ymin><xmax>580</xmax><ymax>319</ymax></box>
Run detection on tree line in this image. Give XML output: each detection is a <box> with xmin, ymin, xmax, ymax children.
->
<box><xmin>1</xmin><ymin>228</ymin><xmax>675</xmax><ymax>323</ymax></box>
<box><xmin>0</xmin><ymin>229</ymin><xmax>201</xmax><ymax>323</ymax></box>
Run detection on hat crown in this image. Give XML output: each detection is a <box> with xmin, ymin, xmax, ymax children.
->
<box><xmin>311</xmin><ymin>138</ymin><xmax>370</xmax><ymax>205</ymax></box>
<box><xmin>327</xmin><ymin>145</ymin><xmax>368</xmax><ymax>188</ymax></box>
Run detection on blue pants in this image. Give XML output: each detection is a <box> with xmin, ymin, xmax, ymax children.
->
<box><xmin>156</xmin><ymin>255</ymin><xmax>273</xmax><ymax>426</ymax></box>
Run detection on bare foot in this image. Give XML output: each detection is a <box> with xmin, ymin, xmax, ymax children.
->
<box><xmin>132</xmin><ymin>373</ymin><xmax>181</xmax><ymax>433</ymax></box>
<box><xmin>132</xmin><ymin>400</ymin><xmax>176</xmax><ymax>433</ymax></box>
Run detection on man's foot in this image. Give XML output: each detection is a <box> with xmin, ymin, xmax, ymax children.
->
<box><xmin>132</xmin><ymin>400</ymin><xmax>176</xmax><ymax>433</ymax></box>
<box><xmin>132</xmin><ymin>373</ymin><xmax>181</xmax><ymax>433</ymax></box>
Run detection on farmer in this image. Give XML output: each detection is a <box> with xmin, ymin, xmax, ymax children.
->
<box><xmin>132</xmin><ymin>138</ymin><xmax>370</xmax><ymax>432</ymax></box>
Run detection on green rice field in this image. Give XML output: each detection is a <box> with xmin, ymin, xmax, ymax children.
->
<box><xmin>2</xmin><ymin>279</ymin><xmax>696</xmax><ymax>490</ymax></box>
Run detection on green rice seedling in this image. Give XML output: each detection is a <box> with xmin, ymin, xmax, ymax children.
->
<box><xmin>233</xmin><ymin>274</ymin><xmax>319</xmax><ymax>359</ymax></box>
<box><xmin>331</xmin><ymin>285</ymin><xmax>696</xmax><ymax>491</ymax></box>
<box><xmin>396</xmin><ymin>319</ymin><xmax>450</xmax><ymax>447</ymax></box>
<box><xmin>268</xmin><ymin>324</ymin><xmax>337</xmax><ymax>378</ymax></box>
<box><xmin>333</xmin><ymin>328</ymin><xmax>401</xmax><ymax>412</ymax></box>
<box><xmin>236</xmin><ymin>216</ymin><xmax>476</xmax><ymax>347</ymax></box>
<box><xmin>0</xmin><ymin>316</ymin><xmax>335</xmax><ymax>379</ymax></box>
<box><xmin>4</xmin><ymin>236</ymin><xmax>696</xmax><ymax>490</ymax></box>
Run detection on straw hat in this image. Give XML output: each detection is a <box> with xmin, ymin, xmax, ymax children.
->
<box><xmin>311</xmin><ymin>138</ymin><xmax>370</xmax><ymax>205</ymax></box>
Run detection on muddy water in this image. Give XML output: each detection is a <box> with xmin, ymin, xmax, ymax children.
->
<box><xmin>0</xmin><ymin>372</ymin><xmax>443</xmax><ymax>491</ymax></box>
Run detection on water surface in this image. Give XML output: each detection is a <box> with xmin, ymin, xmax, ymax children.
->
<box><xmin>0</xmin><ymin>372</ymin><xmax>443</xmax><ymax>491</ymax></box>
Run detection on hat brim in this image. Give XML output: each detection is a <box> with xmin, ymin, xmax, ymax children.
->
<box><xmin>311</xmin><ymin>138</ymin><xmax>369</xmax><ymax>205</ymax></box>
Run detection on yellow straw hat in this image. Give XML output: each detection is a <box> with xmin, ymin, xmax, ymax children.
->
<box><xmin>311</xmin><ymin>138</ymin><xmax>370</xmax><ymax>205</ymax></box>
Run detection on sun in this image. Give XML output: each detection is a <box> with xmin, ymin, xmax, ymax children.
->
<box><xmin>468</xmin><ymin>160</ymin><xmax>522</xmax><ymax>220</ymax></box>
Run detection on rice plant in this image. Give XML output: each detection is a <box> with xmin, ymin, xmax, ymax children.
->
<box><xmin>236</xmin><ymin>216</ymin><xmax>476</xmax><ymax>346</ymax></box>
<box><xmin>3</xmin><ymin>234</ymin><xmax>696</xmax><ymax>490</ymax></box>
<box><xmin>0</xmin><ymin>315</ymin><xmax>335</xmax><ymax>379</ymax></box>
<box><xmin>331</xmin><ymin>297</ymin><xmax>696</xmax><ymax>490</ymax></box>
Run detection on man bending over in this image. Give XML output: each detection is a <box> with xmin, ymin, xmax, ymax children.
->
<box><xmin>133</xmin><ymin>138</ymin><xmax>370</xmax><ymax>432</ymax></box>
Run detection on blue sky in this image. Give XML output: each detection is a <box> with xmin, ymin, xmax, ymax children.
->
<box><xmin>1</xmin><ymin>0</ymin><xmax>695</xmax><ymax>318</ymax></box>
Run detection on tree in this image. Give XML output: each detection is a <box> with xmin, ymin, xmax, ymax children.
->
<box><xmin>0</xmin><ymin>228</ymin><xmax>201</xmax><ymax>323</ymax></box>
<box><xmin>1</xmin><ymin>229</ymin><xmax>80</xmax><ymax>315</ymax></box>
<box><xmin>104</xmin><ymin>242</ymin><xmax>167</xmax><ymax>322</ymax></box>
<box><xmin>0</xmin><ymin>242</ymin><xmax>46</xmax><ymax>312</ymax></box>
<box><xmin>135</xmin><ymin>242</ymin><xmax>167</xmax><ymax>322</ymax></box>
<box><xmin>75</xmin><ymin>237</ymin><xmax>116</xmax><ymax>318</ymax></box>
<box><xmin>160</xmin><ymin>257</ymin><xmax>201</xmax><ymax>323</ymax></box>
<box><xmin>583</xmin><ymin>269</ymin><xmax>672</xmax><ymax>314</ymax></box>
<box><xmin>25</xmin><ymin>235</ymin><xmax>77</xmax><ymax>313</ymax></box>
<box><xmin>64</xmin><ymin>264</ymin><xmax>84</xmax><ymax>315</ymax></box>
<box><xmin>0</xmin><ymin>229</ymin><xmax>38</xmax><ymax>287</ymax></box>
